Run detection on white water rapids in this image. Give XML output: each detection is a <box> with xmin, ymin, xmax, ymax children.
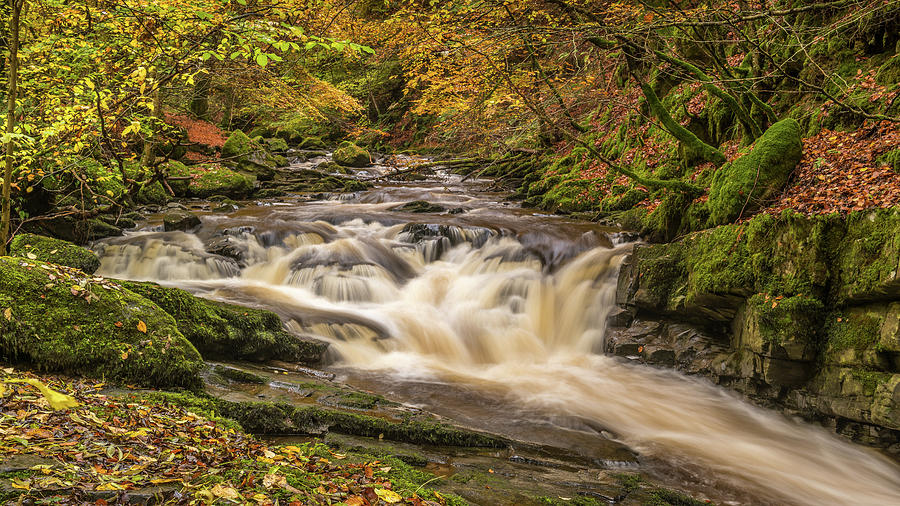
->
<box><xmin>95</xmin><ymin>215</ymin><xmax>900</xmax><ymax>505</ymax></box>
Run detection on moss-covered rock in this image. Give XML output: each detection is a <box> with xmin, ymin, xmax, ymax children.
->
<box><xmin>134</xmin><ymin>180</ymin><xmax>169</xmax><ymax>205</ymax></box>
<box><xmin>832</xmin><ymin>208</ymin><xmax>900</xmax><ymax>304</ymax></box>
<box><xmin>299</xmin><ymin>136</ymin><xmax>327</xmax><ymax>150</ymax></box>
<box><xmin>264</xmin><ymin>137</ymin><xmax>289</xmax><ymax>154</ymax></box>
<box><xmin>119</xmin><ymin>281</ymin><xmax>327</xmax><ymax>363</ymax></box>
<box><xmin>736</xmin><ymin>294</ymin><xmax>823</xmax><ymax>367</ymax></box>
<box><xmin>9</xmin><ymin>233</ymin><xmax>101</xmax><ymax>274</ymax></box>
<box><xmin>625</xmin><ymin>211</ymin><xmax>832</xmax><ymax>321</ymax></box>
<box><xmin>708</xmin><ymin>119</ymin><xmax>803</xmax><ymax>226</ymax></box>
<box><xmin>333</xmin><ymin>141</ymin><xmax>371</xmax><ymax>167</ymax></box>
<box><xmin>164</xmin><ymin>161</ymin><xmax>254</xmax><ymax>198</ymax></box>
<box><xmin>0</xmin><ymin>258</ymin><xmax>203</xmax><ymax>388</ymax></box>
<box><xmin>221</xmin><ymin>130</ymin><xmax>277</xmax><ymax>180</ymax></box>
<box><xmin>143</xmin><ymin>391</ymin><xmax>506</xmax><ymax>447</ymax></box>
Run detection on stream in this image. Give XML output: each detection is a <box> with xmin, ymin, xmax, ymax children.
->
<box><xmin>93</xmin><ymin>155</ymin><xmax>900</xmax><ymax>505</ymax></box>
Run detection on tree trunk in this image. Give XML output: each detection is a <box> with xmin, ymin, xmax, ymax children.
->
<box><xmin>1</xmin><ymin>0</ymin><xmax>22</xmax><ymax>255</ymax></box>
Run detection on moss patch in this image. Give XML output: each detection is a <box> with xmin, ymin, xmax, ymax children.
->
<box><xmin>0</xmin><ymin>258</ymin><xmax>202</xmax><ymax>389</ymax></box>
<box><xmin>165</xmin><ymin>161</ymin><xmax>254</xmax><ymax>198</ymax></box>
<box><xmin>333</xmin><ymin>141</ymin><xmax>371</xmax><ymax>167</ymax></box>
<box><xmin>831</xmin><ymin>208</ymin><xmax>900</xmax><ymax>304</ymax></box>
<box><xmin>708</xmin><ymin>119</ymin><xmax>803</xmax><ymax>225</ymax></box>
<box><xmin>9</xmin><ymin>234</ymin><xmax>101</xmax><ymax>274</ymax></box>
<box><xmin>119</xmin><ymin>281</ymin><xmax>327</xmax><ymax>363</ymax></box>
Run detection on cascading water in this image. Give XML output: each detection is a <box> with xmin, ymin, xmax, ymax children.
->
<box><xmin>95</xmin><ymin>198</ymin><xmax>900</xmax><ymax>506</ymax></box>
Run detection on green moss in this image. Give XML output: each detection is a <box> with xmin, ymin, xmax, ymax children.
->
<box><xmin>264</xmin><ymin>137</ymin><xmax>289</xmax><ymax>153</ymax></box>
<box><xmin>849</xmin><ymin>369</ymin><xmax>892</xmax><ymax>396</ymax></box>
<box><xmin>826</xmin><ymin>311</ymin><xmax>882</xmax><ymax>355</ymax></box>
<box><xmin>747</xmin><ymin>294</ymin><xmax>824</xmax><ymax>346</ymax></box>
<box><xmin>119</xmin><ymin>281</ymin><xmax>327</xmax><ymax>363</ymax></box>
<box><xmin>0</xmin><ymin>258</ymin><xmax>203</xmax><ymax>389</ymax></box>
<box><xmin>164</xmin><ymin>161</ymin><xmax>254</xmax><ymax>198</ymax></box>
<box><xmin>299</xmin><ymin>136</ymin><xmax>327</xmax><ymax>150</ymax></box>
<box><xmin>333</xmin><ymin>141</ymin><xmax>371</xmax><ymax>167</ymax></box>
<box><xmin>708</xmin><ymin>119</ymin><xmax>803</xmax><ymax>226</ymax></box>
<box><xmin>9</xmin><ymin>233</ymin><xmax>100</xmax><ymax>274</ymax></box>
<box><xmin>876</xmin><ymin>149</ymin><xmax>900</xmax><ymax>174</ymax></box>
<box><xmin>135</xmin><ymin>180</ymin><xmax>169</xmax><ymax>205</ymax></box>
<box><xmin>146</xmin><ymin>390</ymin><xmax>505</xmax><ymax>447</ymax></box>
<box><xmin>832</xmin><ymin>208</ymin><xmax>900</xmax><ymax>303</ymax></box>
<box><xmin>222</xmin><ymin>130</ymin><xmax>255</xmax><ymax>159</ymax></box>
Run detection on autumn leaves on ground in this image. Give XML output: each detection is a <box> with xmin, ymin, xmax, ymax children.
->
<box><xmin>0</xmin><ymin>371</ymin><xmax>444</xmax><ymax>505</ymax></box>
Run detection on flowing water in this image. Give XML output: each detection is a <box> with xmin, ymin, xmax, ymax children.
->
<box><xmin>94</xmin><ymin>162</ymin><xmax>900</xmax><ymax>505</ymax></box>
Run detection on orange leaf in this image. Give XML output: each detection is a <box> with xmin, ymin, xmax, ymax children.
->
<box><xmin>136</xmin><ymin>321</ymin><xmax>147</xmax><ymax>333</ymax></box>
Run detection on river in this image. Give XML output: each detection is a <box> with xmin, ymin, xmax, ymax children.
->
<box><xmin>93</xmin><ymin>156</ymin><xmax>900</xmax><ymax>505</ymax></box>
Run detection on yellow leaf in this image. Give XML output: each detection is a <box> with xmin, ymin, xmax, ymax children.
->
<box><xmin>211</xmin><ymin>483</ymin><xmax>241</xmax><ymax>500</ymax></box>
<box><xmin>3</xmin><ymin>307</ymin><xmax>11</xmax><ymax>321</ymax></box>
<box><xmin>374</xmin><ymin>488</ymin><xmax>402</xmax><ymax>503</ymax></box>
<box><xmin>3</xmin><ymin>378</ymin><xmax>79</xmax><ymax>410</ymax></box>
<box><xmin>137</xmin><ymin>320</ymin><xmax>147</xmax><ymax>333</ymax></box>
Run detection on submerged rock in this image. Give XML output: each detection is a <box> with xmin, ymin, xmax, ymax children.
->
<box><xmin>9</xmin><ymin>233</ymin><xmax>101</xmax><ymax>274</ymax></box>
<box><xmin>0</xmin><ymin>258</ymin><xmax>203</xmax><ymax>389</ymax></box>
<box><xmin>392</xmin><ymin>200</ymin><xmax>446</xmax><ymax>213</ymax></box>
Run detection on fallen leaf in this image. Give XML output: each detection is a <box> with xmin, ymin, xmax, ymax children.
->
<box><xmin>375</xmin><ymin>488</ymin><xmax>403</xmax><ymax>503</ymax></box>
<box><xmin>136</xmin><ymin>320</ymin><xmax>147</xmax><ymax>333</ymax></box>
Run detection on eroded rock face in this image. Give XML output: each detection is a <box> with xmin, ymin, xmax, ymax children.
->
<box><xmin>610</xmin><ymin>209</ymin><xmax>900</xmax><ymax>447</ymax></box>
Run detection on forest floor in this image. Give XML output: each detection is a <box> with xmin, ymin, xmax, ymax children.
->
<box><xmin>0</xmin><ymin>369</ymin><xmax>452</xmax><ymax>506</ymax></box>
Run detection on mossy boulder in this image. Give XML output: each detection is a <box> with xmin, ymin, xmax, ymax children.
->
<box><xmin>333</xmin><ymin>141</ymin><xmax>371</xmax><ymax>167</ymax></box>
<box><xmin>824</xmin><ymin>302</ymin><xmax>900</xmax><ymax>370</ymax></box>
<box><xmin>264</xmin><ymin>137</ymin><xmax>289</xmax><ymax>154</ymax></box>
<box><xmin>299</xmin><ymin>136</ymin><xmax>327</xmax><ymax>150</ymax></box>
<box><xmin>9</xmin><ymin>234</ymin><xmax>100</xmax><ymax>274</ymax></box>
<box><xmin>221</xmin><ymin>130</ymin><xmax>277</xmax><ymax>180</ymax></box>
<box><xmin>119</xmin><ymin>281</ymin><xmax>327</xmax><ymax>363</ymax></box>
<box><xmin>134</xmin><ymin>180</ymin><xmax>169</xmax><ymax>205</ymax></box>
<box><xmin>736</xmin><ymin>294</ymin><xmax>824</xmax><ymax>363</ymax></box>
<box><xmin>164</xmin><ymin>161</ymin><xmax>254</xmax><ymax>198</ymax></box>
<box><xmin>708</xmin><ymin>119</ymin><xmax>803</xmax><ymax>226</ymax></box>
<box><xmin>222</xmin><ymin>130</ymin><xmax>255</xmax><ymax>160</ymax></box>
<box><xmin>0</xmin><ymin>258</ymin><xmax>203</xmax><ymax>389</ymax></box>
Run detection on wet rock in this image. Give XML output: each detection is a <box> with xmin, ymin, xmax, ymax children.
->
<box><xmin>205</xmin><ymin>236</ymin><xmax>245</xmax><ymax>264</ymax></box>
<box><xmin>392</xmin><ymin>201</ymin><xmax>446</xmax><ymax>213</ymax></box>
<box><xmin>163</xmin><ymin>210</ymin><xmax>201</xmax><ymax>231</ymax></box>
